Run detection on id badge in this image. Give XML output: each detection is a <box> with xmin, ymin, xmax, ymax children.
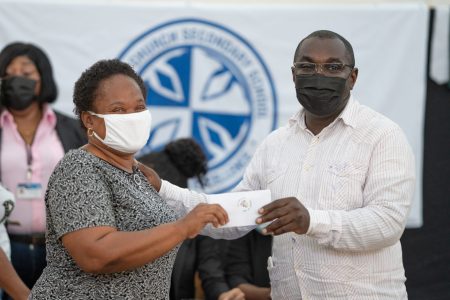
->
<box><xmin>16</xmin><ymin>183</ymin><xmax>43</xmax><ymax>200</ymax></box>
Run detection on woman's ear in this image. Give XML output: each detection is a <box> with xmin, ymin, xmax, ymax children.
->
<box><xmin>81</xmin><ymin>111</ymin><xmax>93</xmax><ymax>129</ymax></box>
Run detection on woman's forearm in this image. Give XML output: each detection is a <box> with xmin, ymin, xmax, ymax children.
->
<box><xmin>63</xmin><ymin>221</ymin><xmax>187</xmax><ymax>274</ymax></box>
<box><xmin>63</xmin><ymin>202</ymin><xmax>227</xmax><ymax>274</ymax></box>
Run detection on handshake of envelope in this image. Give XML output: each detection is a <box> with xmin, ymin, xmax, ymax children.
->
<box><xmin>207</xmin><ymin>190</ymin><xmax>271</xmax><ymax>228</ymax></box>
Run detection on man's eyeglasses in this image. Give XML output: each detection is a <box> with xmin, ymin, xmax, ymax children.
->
<box><xmin>293</xmin><ymin>62</ymin><xmax>354</xmax><ymax>76</ymax></box>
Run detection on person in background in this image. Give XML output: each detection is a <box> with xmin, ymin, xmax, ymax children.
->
<box><xmin>139</xmin><ymin>138</ymin><xmax>244</xmax><ymax>300</ymax></box>
<box><xmin>0</xmin><ymin>42</ymin><xmax>86</xmax><ymax>290</ymax></box>
<box><xmin>0</xmin><ymin>185</ymin><xmax>29</xmax><ymax>300</ymax></box>
<box><xmin>225</xmin><ymin>229</ymin><xmax>272</xmax><ymax>300</ymax></box>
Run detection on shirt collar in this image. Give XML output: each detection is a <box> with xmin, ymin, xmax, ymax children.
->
<box><xmin>0</xmin><ymin>104</ymin><xmax>57</xmax><ymax>128</ymax></box>
<box><xmin>288</xmin><ymin>94</ymin><xmax>358</xmax><ymax>131</ymax></box>
<box><xmin>0</xmin><ymin>108</ymin><xmax>15</xmax><ymax>128</ymax></box>
<box><xmin>337</xmin><ymin>95</ymin><xmax>357</xmax><ymax>129</ymax></box>
<box><xmin>42</xmin><ymin>104</ymin><xmax>57</xmax><ymax>128</ymax></box>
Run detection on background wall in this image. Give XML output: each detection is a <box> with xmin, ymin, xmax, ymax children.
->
<box><xmin>0</xmin><ymin>0</ymin><xmax>429</xmax><ymax>227</ymax></box>
<box><xmin>401</xmin><ymin>7</ymin><xmax>450</xmax><ymax>299</ymax></box>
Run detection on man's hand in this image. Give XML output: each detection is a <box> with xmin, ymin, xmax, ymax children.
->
<box><xmin>218</xmin><ymin>287</ymin><xmax>245</xmax><ymax>300</ymax></box>
<box><xmin>136</xmin><ymin>161</ymin><xmax>162</xmax><ymax>191</ymax></box>
<box><xmin>256</xmin><ymin>197</ymin><xmax>310</xmax><ymax>235</ymax></box>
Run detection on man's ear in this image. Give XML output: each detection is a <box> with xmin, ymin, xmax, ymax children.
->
<box><xmin>291</xmin><ymin>66</ymin><xmax>296</xmax><ymax>83</ymax></box>
<box><xmin>81</xmin><ymin>111</ymin><xmax>94</xmax><ymax>129</ymax></box>
<box><xmin>349</xmin><ymin>68</ymin><xmax>358</xmax><ymax>90</ymax></box>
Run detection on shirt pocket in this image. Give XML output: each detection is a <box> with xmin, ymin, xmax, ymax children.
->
<box><xmin>321</xmin><ymin>161</ymin><xmax>366</xmax><ymax>210</ymax></box>
<box><xmin>265</xmin><ymin>161</ymin><xmax>291</xmax><ymax>199</ymax></box>
<box><xmin>266</xmin><ymin>164</ymin><xmax>287</xmax><ymax>185</ymax></box>
<box><xmin>267</xmin><ymin>263</ymin><xmax>284</xmax><ymax>281</ymax></box>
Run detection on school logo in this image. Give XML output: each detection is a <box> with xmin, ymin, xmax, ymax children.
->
<box><xmin>119</xmin><ymin>18</ymin><xmax>277</xmax><ymax>193</ymax></box>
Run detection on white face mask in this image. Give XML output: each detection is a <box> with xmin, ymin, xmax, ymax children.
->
<box><xmin>88</xmin><ymin>110</ymin><xmax>152</xmax><ymax>154</ymax></box>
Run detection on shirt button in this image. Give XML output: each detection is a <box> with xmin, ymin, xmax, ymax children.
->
<box><xmin>292</xmin><ymin>237</ymin><xmax>296</xmax><ymax>243</ymax></box>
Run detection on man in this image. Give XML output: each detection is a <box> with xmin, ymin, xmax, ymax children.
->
<box><xmin>236</xmin><ymin>30</ymin><xmax>415</xmax><ymax>299</ymax></box>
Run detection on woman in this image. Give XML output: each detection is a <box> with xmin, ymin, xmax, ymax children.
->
<box><xmin>0</xmin><ymin>42</ymin><xmax>86</xmax><ymax>289</ymax></box>
<box><xmin>29</xmin><ymin>59</ymin><xmax>229</xmax><ymax>299</ymax></box>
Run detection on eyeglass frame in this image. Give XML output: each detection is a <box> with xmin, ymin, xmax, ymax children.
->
<box><xmin>292</xmin><ymin>62</ymin><xmax>355</xmax><ymax>76</ymax></box>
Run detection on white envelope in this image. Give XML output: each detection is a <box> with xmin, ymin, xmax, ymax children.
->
<box><xmin>207</xmin><ymin>190</ymin><xmax>271</xmax><ymax>228</ymax></box>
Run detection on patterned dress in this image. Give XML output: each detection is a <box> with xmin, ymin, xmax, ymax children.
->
<box><xmin>30</xmin><ymin>149</ymin><xmax>178</xmax><ymax>299</ymax></box>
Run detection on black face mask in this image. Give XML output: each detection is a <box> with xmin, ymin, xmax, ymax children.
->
<box><xmin>295</xmin><ymin>74</ymin><xmax>349</xmax><ymax>117</ymax></box>
<box><xmin>0</xmin><ymin>76</ymin><xmax>37</xmax><ymax>111</ymax></box>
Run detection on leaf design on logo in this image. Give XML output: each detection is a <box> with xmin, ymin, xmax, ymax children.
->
<box><xmin>198</xmin><ymin>117</ymin><xmax>248</xmax><ymax>166</ymax></box>
<box><xmin>147</xmin><ymin>118</ymin><xmax>181</xmax><ymax>151</ymax></box>
<box><xmin>146</xmin><ymin>49</ymin><xmax>186</xmax><ymax>102</ymax></box>
<box><xmin>201</xmin><ymin>67</ymin><xmax>236</xmax><ymax>101</ymax></box>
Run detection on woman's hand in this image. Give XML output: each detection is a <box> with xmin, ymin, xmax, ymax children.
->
<box><xmin>177</xmin><ymin>203</ymin><xmax>229</xmax><ymax>239</ymax></box>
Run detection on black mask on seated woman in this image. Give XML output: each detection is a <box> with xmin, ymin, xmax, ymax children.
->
<box><xmin>1</xmin><ymin>76</ymin><xmax>37</xmax><ymax>111</ymax></box>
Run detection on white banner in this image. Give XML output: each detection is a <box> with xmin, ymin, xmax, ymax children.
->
<box><xmin>0</xmin><ymin>1</ymin><xmax>428</xmax><ymax>227</ymax></box>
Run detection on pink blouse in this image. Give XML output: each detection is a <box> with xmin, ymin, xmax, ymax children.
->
<box><xmin>0</xmin><ymin>105</ymin><xmax>65</xmax><ymax>234</ymax></box>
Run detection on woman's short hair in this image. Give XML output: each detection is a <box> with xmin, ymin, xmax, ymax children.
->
<box><xmin>0</xmin><ymin>42</ymin><xmax>58</xmax><ymax>103</ymax></box>
<box><xmin>73</xmin><ymin>59</ymin><xmax>147</xmax><ymax>128</ymax></box>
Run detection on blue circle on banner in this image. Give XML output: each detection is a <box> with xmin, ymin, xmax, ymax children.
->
<box><xmin>119</xmin><ymin>18</ymin><xmax>277</xmax><ymax>193</ymax></box>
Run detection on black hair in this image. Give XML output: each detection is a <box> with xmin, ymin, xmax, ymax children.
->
<box><xmin>139</xmin><ymin>138</ymin><xmax>208</xmax><ymax>188</ymax></box>
<box><xmin>164</xmin><ymin>138</ymin><xmax>207</xmax><ymax>187</ymax></box>
<box><xmin>294</xmin><ymin>30</ymin><xmax>355</xmax><ymax>66</ymax></box>
<box><xmin>0</xmin><ymin>42</ymin><xmax>58</xmax><ymax>103</ymax></box>
<box><xmin>73</xmin><ymin>59</ymin><xmax>147</xmax><ymax>128</ymax></box>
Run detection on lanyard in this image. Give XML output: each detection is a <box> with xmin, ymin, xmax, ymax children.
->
<box><xmin>26</xmin><ymin>144</ymin><xmax>33</xmax><ymax>181</ymax></box>
<box><xmin>0</xmin><ymin>142</ymin><xmax>34</xmax><ymax>183</ymax></box>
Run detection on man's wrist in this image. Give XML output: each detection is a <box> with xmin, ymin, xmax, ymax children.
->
<box><xmin>305</xmin><ymin>209</ymin><xmax>332</xmax><ymax>236</ymax></box>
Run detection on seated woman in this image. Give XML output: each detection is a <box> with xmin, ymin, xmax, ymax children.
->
<box><xmin>29</xmin><ymin>59</ymin><xmax>234</xmax><ymax>299</ymax></box>
<box><xmin>225</xmin><ymin>229</ymin><xmax>272</xmax><ymax>300</ymax></box>
<box><xmin>140</xmin><ymin>138</ymin><xmax>244</xmax><ymax>300</ymax></box>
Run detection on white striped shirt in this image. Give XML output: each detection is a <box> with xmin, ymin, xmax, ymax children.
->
<box><xmin>234</xmin><ymin>96</ymin><xmax>415</xmax><ymax>299</ymax></box>
<box><xmin>159</xmin><ymin>96</ymin><xmax>415</xmax><ymax>299</ymax></box>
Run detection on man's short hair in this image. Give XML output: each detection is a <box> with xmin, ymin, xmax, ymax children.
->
<box><xmin>294</xmin><ymin>30</ymin><xmax>355</xmax><ymax>66</ymax></box>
